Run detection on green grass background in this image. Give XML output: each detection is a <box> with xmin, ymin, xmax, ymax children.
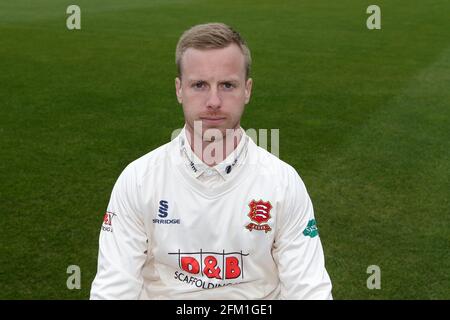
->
<box><xmin>0</xmin><ymin>0</ymin><xmax>449</xmax><ymax>299</ymax></box>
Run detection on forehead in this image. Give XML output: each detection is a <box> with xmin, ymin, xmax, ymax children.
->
<box><xmin>180</xmin><ymin>43</ymin><xmax>246</xmax><ymax>80</ymax></box>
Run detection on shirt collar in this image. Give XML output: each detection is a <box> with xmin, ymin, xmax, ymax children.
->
<box><xmin>179</xmin><ymin>125</ymin><xmax>249</xmax><ymax>180</ymax></box>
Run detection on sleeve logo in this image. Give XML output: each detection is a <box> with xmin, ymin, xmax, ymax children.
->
<box><xmin>302</xmin><ymin>219</ymin><xmax>319</xmax><ymax>238</ymax></box>
<box><xmin>102</xmin><ymin>211</ymin><xmax>116</xmax><ymax>233</ymax></box>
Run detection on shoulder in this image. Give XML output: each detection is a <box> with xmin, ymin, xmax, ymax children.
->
<box><xmin>117</xmin><ymin>138</ymin><xmax>177</xmax><ymax>186</ymax></box>
<box><xmin>248</xmin><ymin>138</ymin><xmax>303</xmax><ymax>185</ymax></box>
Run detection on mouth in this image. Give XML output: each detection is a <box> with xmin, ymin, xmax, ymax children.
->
<box><xmin>200</xmin><ymin>117</ymin><xmax>226</xmax><ymax>124</ymax></box>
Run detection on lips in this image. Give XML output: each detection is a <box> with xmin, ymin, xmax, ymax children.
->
<box><xmin>200</xmin><ymin>116</ymin><xmax>226</xmax><ymax>122</ymax></box>
<box><xmin>201</xmin><ymin>117</ymin><xmax>225</xmax><ymax>121</ymax></box>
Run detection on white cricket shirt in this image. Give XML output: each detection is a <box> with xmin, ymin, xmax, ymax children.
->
<box><xmin>90</xmin><ymin>127</ymin><xmax>333</xmax><ymax>299</ymax></box>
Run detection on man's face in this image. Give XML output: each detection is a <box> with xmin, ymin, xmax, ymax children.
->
<box><xmin>175</xmin><ymin>43</ymin><xmax>252</xmax><ymax>139</ymax></box>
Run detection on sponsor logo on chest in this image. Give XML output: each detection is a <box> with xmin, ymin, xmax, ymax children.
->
<box><xmin>168</xmin><ymin>249</ymin><xmax>249</xmax><ymax>289</ymax></box>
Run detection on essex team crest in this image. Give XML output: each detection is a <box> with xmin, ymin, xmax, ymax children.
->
<box><xmin>245</xmin><ymin>200</ymin><xmax>272</xmax><ymax>233</ymax></box>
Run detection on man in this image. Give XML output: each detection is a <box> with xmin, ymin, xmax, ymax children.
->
<box><xmin>90</xmin><ymin>23</ymin><xmax>332</xmax><ymax>299</ymax></box>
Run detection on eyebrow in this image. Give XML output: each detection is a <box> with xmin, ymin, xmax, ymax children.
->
<box><xmin>186</xmin><ymin>78</ymin><xmax>240</xmax><ymax>84</ymax></box>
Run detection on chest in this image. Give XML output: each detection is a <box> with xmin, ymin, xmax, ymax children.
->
<box><xmin>142</xmin><ymin>179</ymin><xmax>283</xmax><ymax>279</ymax></box>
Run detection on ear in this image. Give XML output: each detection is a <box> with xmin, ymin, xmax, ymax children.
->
<box><xmin>244</xmin><ymin>78</ymin><xmax>253</xmax><ymax>104</ymax></box>
<box><xmin>175</xmin><ymin>77</ymin><xmax>182</xmax><ymax>104</ymax></box>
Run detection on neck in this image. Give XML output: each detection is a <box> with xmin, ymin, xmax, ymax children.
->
<box><xmin>185</xmin><ymin>124</ymin><xmax>243</xmax><ymax>167</ymax></box>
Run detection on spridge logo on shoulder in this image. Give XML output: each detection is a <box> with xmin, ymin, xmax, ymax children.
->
<box><xmin>153</xmin><ymin>200</ymin><xmax>181</xmax><ymax>224</ymax></box>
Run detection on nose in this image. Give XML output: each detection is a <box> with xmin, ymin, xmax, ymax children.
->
<box><xmin>206</xmin><ymin>88</ymin><xmax>221</xmax><ymax>110</ymax></box>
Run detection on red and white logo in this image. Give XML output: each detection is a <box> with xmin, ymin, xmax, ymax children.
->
<box><xmin>245</xmin><ymin>199</ymin><xmax>272</xmax><ymax>233</ymax></box>
<box><xmin>168</xmin><ymin>249</ymin><xmax>249</xmax><ymax>289</ymax></box>
<box><xmin>180</xmin><ymin>255</ymin><xmax>242</xmax><ymax>279</ymax></box>
<box><xmin>102</xmin><ymin>211</ymin><xmax>116</xmax><ymax>232</ymax></box>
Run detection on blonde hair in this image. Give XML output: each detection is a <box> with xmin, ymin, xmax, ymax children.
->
<box><xmin>175</xmin><ymin>23</ymin><xmax>252</xmax><ymax>79</ymax></box>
